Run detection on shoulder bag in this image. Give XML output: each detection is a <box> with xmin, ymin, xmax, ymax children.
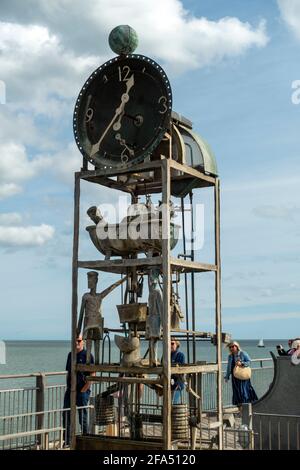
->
<box><xmin>233</xmin><ymin>364</ymin><xmax>251</xmax><ymax>380</ymax></box>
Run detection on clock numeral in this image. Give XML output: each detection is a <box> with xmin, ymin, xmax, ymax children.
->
<box><xmin>85</xmin><ymin>108</ymin><xmax>94</xmax><ymax>123</ymax></box>
<box><xmin>118</xmin><ymin>65</ymin><xmax>131</xmax><ymax>82</ymax></box>
<box><xmin>158</xmin><ymin>96</ymin><xmax>168</xmax><ymax>114</ymax></box>
<box><xmin>121</xmin><ymin>154</ymin><xmax>129</xmax><ymax>163</ymax></box>
<box><xmin>103</xmin><ymin>75</ymin><xmax>108</xmax><ymax>83</ymax></box>
<box><xmin>142</xmin><ymin>67</ymin><xmax>146</xmax><ymax>73</ymax></box>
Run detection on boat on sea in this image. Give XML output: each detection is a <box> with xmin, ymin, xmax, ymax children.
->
<box><xmin>257</xmin><ymin>338</ymin><xmax>265</xmax><ymax>347</ymax></box>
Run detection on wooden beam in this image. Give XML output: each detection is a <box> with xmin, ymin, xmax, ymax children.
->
<box><xmin>70</xmin><ymin>172</ymin><xmax>80</xmax><ymax>450</ymax></box>
<box><xmin>170</xmin><ymin>257</ymin><xmax>217</xmax><ymax>273</ymax></box>
<box><xmin>76</xmin><ymin>364</ymin><xmax>163</xmax><ymax>375</ymax></box>
<box><xmin>169</xmin><ymin>160</ymin><xmax>216</xmax><ymax>185</ymax></box>
<box><xmin>78</xmin><ymin>256</ymin><xmax>162</xmax><ymax>274</ymax></box>
<box><xmin>83</xmin><ymin>176</ymin><xmax>134</xmax><ymax>194</ymax></box>
<box><xmin>86</xmin><ymin>376</ymin><xmax>162</xmax><ymax>385</ymax></box>
<box><xmin>80</xmin><ymin>160</ymin><xmax>163</xmax><ymax>180</ymax></box>
<box><xmin>79</xmin><ymin>160</ymin><xmax>216</xmax><ymax>185</ymax></box>
<box><xmin>171</xmin><ymin>364</ymin><xmax>218</xmax><ymax>374</ymax></box>
<box><xmin>77</xmin><ymin>257</ymin><xmax>216</xmax><ymax>274</ymax></box>
<box><xmin>161</xmin><ymin>158</ymin><xmax>172</xmax><ymax>450</ymax></box>
<box><xmin>214</xmin><ymin>177</ymin><xmax>223</xmax><ymax>449</ymax></box>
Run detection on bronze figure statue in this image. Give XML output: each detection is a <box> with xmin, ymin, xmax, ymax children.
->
<box><xmin>77</xmin><ymin>271</ymin><xmax>127</xmax><ymax>364</ymax></box>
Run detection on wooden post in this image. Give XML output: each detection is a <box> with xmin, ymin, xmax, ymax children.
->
<box><xmin>214</xmin><ymin>178</ymin><xmax>223</xmax><ymax>449</ymax></box>
<box><xmin>162</xmin><ymin>158</ymin><xmax>172</xmax><ymax>450</ymax></box>
<box><xmin>35</xmin><ymin>373</ymin><xmax>45</xmax><ymax>446</ymax></box>
<box><xmin>70</xmin><ymin>172</ymin><xmax>80</xmax><ymax>449</ymax></box>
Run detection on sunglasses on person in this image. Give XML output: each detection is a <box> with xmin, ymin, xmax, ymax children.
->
<box><xmin>229</xmin><ymin>345</ymin><xmax>236</xmax><ymax>349</ymax></box>
<box><xmin>76</xmin><ymin>339</ymin><xmax>83</xmax><ymax>343</ymax></box>
<box><xmin>171</xmin><ymin>342</ymin><xmax>176</xmax><ymax>345</ymax></box>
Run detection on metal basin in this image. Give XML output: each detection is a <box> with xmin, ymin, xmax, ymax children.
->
<box><xmin>86</xmin><ymin>219</ymin><xmax>180</xmax><ymax>258</ymax></box>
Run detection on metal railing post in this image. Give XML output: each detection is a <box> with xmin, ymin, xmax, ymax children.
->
<box><xmin>35</xmin><ymin>373</ymin><xmax>46</xmax><ymax>446</ymax></box>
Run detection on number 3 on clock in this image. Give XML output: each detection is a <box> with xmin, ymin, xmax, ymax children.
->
<box><xmin>158</xmin><ymin>96</ymin><xmax>168</xmax><ymax>114</ymax></box>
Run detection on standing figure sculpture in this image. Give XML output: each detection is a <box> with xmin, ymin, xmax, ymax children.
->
<box><xmin>145</xmin><ymin>269</ymin><xmax>163</xmax><ymax>366</ymax></box>
<box><xmin>170</xmin><ymin>291</ymin><xmax>184</xmax><ymax>329</ymax></box>
<box><xmin>77</xmin><ymin>271</ymin><xmax>127</xmax><ymax>364</ymax></box>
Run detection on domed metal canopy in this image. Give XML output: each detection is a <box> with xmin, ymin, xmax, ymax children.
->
<box><xmin>171</xmin><ymin>112</ymin><xmax>217</xmax><ymax>176</ymax></box>
<box><xmin>179</xmin><ymin>125</ymin><xmax>218</xmax><ymax>176</ymax></box>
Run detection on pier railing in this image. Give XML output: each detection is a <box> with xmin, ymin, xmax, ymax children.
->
<box><xmin>0</xmin><ymin>358</ymin><xmax>274</xmax><ymax>450</ymax></box>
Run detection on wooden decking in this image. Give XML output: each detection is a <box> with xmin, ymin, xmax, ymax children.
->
<box><xmin>83</xmin><ymin>409</ymin><xmax>246</xmax><ymax>451</ymax></box>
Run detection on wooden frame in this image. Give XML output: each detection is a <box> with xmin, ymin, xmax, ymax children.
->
<box><xmin>70</xmin><ymin>152</ymin><xmax>223</xmax><ymax>450</ymax></box>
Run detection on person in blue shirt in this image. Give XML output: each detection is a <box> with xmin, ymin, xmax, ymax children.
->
<box><xmin>171</xmin><ymin>337</ymin><xmax>185</xmax><ymax>404</ymax></box>
<box><xmin>224</xmin><ymin>341</ymin><xmax>257</xmax><ymax>407</ymax></box>
<box><xmin>63</xmin><ymin>335</ymin><xmax>95</xmax><ymax>446</ymax></box>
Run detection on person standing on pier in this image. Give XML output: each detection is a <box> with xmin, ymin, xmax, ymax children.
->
<box><xmin>171</xmin><ymin>337</ymin><xmax>186</xmax><ymax>404</ymax></box>
<box><xmin>224</xmin><ymin>341</ymin><xmax>258</xmax><ymax>407</ymax></box>
<box><xmin>63</xmin><ymin>334</ymin><xmax>95</xmax><ymax>446</ymax></box>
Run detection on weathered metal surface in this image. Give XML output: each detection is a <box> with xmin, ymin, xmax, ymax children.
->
<box><xmin>170</xmin><ymin>124</ymin><xmax>217</xmax><ymax>197</ymax></box>
<box><xmin>73</xmin><ymin>55</ymin><xmax>172</xmax><ymax>169</ymax></box>
<box><xmin>94</xmin><ymin>395</ymin><xmax>115</xmax><ymax>426</ymax></box>
<box><xmin>246</xmin><ymin>354</ymin><xmax>300</xmax><ymax>450</ymax></box>
<box><xmin>86</xmin><ymin>204</ymin><xmax>180</xmax><ymax>258</ymax></box>
<box><xmin>108</xmin><ymin>25</ymin><xmax>138</xmax><ymax>55</ymax></box>
<box><xmin>70</xmin><ymin>50</ymin><xmax>222</xmax><ymax>450</ymax></box>
<box><xmin>179</xmin><ymin>124</ymin><xmax>218</xmax><ymax>176</ymax></box>
<box><xmin>117</xmin><ymin>303</ymin><xmax>148</xmax><ymax>324</ymax></box>
<box><xmin>77</xmin><ymin>257</ymin><xmax>217</xmax><ymax>275</ymax></box>
<box><xmin>114</xmin><ymin>334</ymin><xmax>141</xmax><ymax>367</ymax></box>
<box><xmin>171</xmin><ymin>404</ymin><xmax>189</xmax><ymax>439</ymax></box>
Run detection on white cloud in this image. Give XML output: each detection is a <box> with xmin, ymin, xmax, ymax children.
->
<box><xmin>0</xmin><ymin>212</ymin><xmax>23</xmax><ymax>226</ymax></box>
<box><xmin>0</xmin><ymin>183</ymin><xmax>22</xmax><ymax>200</ymax></box>
<box><xmin>0</xmin><ymin>21</ymin><xmax>100</xmax><ymax>113</ymax></box>
<box><xmin>0</xmin><ymin>224</ymin><xmax>54</xmax><ymax>247</ymax></box>
<box><xmin>51</xmin><ymin>142</ymin><xmax>82</xmax><ymax>184</ymax></box>
<box><xmin>143</xmin><ymin>16</ymin><xmax>268</xmax><ymax>72</ymax></box>
<box><xmin>278</xmin><ymin>0</ymin><xmax>300</xmax><ymax>40</ymax></box>
<box><xmin>0</xmin><ymin>0</ymin><xmax>270</xmax><ymax>196</ymax></box>
<box><xmin>0</xmin><ymin>111</ymin><xmax>58</xmax><ymax>152</ymax></box>
<box><xmin>0</xmin><ymin>142</ymin><xmax>51</xmax><ymax>199</ymax></box>
<box><xmin>0</xmin><ymin>1</ymin><xmax>269</xmax><ymax>114</ymax></box>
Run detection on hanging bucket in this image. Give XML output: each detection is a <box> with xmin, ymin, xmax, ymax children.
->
<box><xmin>94</xmin><ymin>395</ymin><xmax>115</xmax><ymax>426</ymax></box>
<box><xmin>171</xmin><ymin>404</ymin><xmax>189</xmax><ymax>440</ymax></box>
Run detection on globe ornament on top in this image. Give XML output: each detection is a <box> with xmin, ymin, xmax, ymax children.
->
<box><xmin>108</xmin><ymin>25</ymin><xmax>138</xmax><ymax>55</ymax></box>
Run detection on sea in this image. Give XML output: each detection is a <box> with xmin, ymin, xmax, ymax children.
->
<box><xmin>0</xmin><ymin>338</ymin><xmax>286</xmax><ymax>390</ymax></box>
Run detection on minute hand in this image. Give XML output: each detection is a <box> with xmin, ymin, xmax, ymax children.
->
<box><xmin>90</xmin><ymin>75</ymin><xmax>135</xmax><ymax>157</ymax></box>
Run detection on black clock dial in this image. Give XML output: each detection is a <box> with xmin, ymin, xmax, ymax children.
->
<box><xmin>73</xmin><ymin>55</ymin><xmax>172</xmax><ymax>168</ymax></box>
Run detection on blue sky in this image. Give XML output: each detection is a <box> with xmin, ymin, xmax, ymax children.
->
<box><xmin>0</xmin><ymin>0</ymin><xmax>299</xmax><ymax>339</ymax></box>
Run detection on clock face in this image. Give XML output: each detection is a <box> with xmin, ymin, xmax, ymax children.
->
<box><xmin>73</xmin><ymin>55</ymin><xmax>172</xmax><ymax>169</ymax></box>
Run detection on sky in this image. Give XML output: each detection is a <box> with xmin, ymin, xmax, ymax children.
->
<box><xmin>0</xmin><ymin>0</ymin><xmax>299</xmax><ymax>340</ymax></box>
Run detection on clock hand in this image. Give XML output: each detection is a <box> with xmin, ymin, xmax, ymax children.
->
<box><xmin>115</xmin><ymin>133</ymin><xmax>135</xmax><ymax>163</ymax></box>
<box><xmin>112</xmin><ymin>110</ymin><xmax>125</xmax><ymax>132</ymax></box>
<box><xmin>90</xmin><ymin>75</ymin><xmax>135</xmax><ymax>157</ymax></box>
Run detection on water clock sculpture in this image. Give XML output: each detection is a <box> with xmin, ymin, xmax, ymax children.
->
<box><xmin>70</xmin><ymin>25</ymin><xmax>224</xmax><ymax>451</ymax></box>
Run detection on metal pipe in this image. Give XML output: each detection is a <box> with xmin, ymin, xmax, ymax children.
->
<box><xmin>180</xmin><ymin>196</ymin><xmax>190</xmax><ymax>364</ymax></box>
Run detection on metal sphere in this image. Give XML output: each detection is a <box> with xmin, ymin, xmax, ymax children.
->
<box><xmin>108</xmin><ymin>25</ymin><xmax>138</xmax><ymax>55</ymax></box>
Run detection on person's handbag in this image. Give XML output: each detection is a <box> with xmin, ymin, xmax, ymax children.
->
<box><xmin>233</xmin><ymin>364</ymin><xmax>251</xmax><ymax>380</ymax></box>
